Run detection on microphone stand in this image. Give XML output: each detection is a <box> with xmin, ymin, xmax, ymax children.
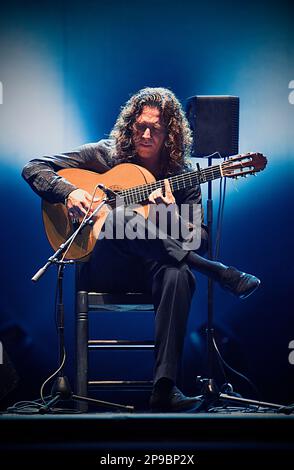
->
<box><xmin>32</xmin><ymin>196</ymin><xmax>134</xmax><ymax>412</ymax></box>
<box><xmin>195</xmin><ymin>157</ymin><xmax>288</xmax><ymax>413</ymax></box>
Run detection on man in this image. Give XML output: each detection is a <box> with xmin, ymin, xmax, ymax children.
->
<box><xmin>22</xmin><ymin>87</ymin><xmax>260</xmax><ymax>412</ymax></box>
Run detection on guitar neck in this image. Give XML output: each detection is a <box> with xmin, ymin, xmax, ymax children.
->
<box><xmin>118</xmin><ymin>163</ymin><xmax>222</xmax><ymax>205</ymax></box>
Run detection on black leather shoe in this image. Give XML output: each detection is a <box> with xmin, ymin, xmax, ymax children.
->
<box><xmin>150</xmin><ymin>386</ymin><xmax>203</xmax><ymax>412</ymax></box>
<box><xmin>220</xmin><ymin>267</ymin><xmax>260</xmax><ymax>299</ymax></box>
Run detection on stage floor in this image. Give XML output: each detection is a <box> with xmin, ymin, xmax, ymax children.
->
<box><xmin>0</xmin><ymin>411</ymin><xmax>293</xmax><ymax>464</ymax></box>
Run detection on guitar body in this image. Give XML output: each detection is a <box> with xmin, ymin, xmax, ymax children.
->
<box><xmin>42</xmin><ymin>163</ymin><xmax>156</xmax><ymax>260</ymax></box>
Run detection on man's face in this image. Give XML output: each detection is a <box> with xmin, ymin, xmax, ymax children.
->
<box><xmin>132</xmin><ymin>106</ymin><xmax>166</xmax><ymax>161</ymax></box>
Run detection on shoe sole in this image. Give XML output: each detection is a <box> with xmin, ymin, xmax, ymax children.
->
<box><xmin>239</xmin><ymin>279</ymin><xmax>261</xmax><ymax>299</ymax></box>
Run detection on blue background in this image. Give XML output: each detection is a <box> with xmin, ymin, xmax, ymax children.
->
<box><xmin>0</xmin><ymin>0</ymin><xmax>293</xmax><ymax>408</ymax></box>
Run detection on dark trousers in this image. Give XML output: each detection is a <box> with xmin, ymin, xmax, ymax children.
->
<box><xmin>80</xmin><ymin>209</ymin><xmax>196</xmax><ymax>385</ymax></box>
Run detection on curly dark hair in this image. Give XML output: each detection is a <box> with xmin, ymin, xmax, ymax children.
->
<box><xmin>110</xmin><ymin>87</ymin><xmax>193</xmax><ymax>176</ymax></box>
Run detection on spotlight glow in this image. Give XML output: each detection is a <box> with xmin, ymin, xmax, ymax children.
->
<box><xmin>0</xmin><ymin>33</ymin><xmax>86</xmax><ymax>167</ymax></box>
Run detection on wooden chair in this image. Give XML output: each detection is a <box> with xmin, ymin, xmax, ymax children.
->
<box><xmin>75</xmin><ymin>289</ymin><xmax>154</xmax><ymax>412</ymax></box>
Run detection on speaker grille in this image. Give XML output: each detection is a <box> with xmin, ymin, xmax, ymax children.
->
<box><xmin>186</xmin><ymin>96</ymin><xmax>239</xmax><ymax>158</ymax></box>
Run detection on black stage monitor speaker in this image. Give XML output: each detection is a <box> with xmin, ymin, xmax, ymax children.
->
<box><xmin>186</xmin><ymin>95</ymin><xmax>239</xmax><ymax>158</ymax></box>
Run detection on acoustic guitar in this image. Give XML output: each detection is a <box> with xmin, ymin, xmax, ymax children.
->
<box><xmin>42</xmin><ymin>152</ymin><xmax>267</xmax><ymax>260</ymax></box>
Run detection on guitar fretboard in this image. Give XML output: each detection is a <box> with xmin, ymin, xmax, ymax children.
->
<box><xmin>111</xmin><ymin>164</ymin><xmax>223</xmax><ymax>205</ymax></box>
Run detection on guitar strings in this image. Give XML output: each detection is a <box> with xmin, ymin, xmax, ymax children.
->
<box><xmin>119</xmin><ymin>156</ymin><xmax>254</xmax><ymax>204</ymax></box>
<box><xmin>114</xmin><ymin>169</ymin><xmax>220</xmax><ymax>204</ymax></box>
<box><xmin>122</xmin><ymin>164</ymin><xmax>221</xmax><ymax>196</ymax></box>
<box><xmin>105</xmin><ymin>154</ymin><xmax>258</xmax><ymax>205</ymax></box>
<box><xmin>107</xmin><ymin>164</ymin><xmax>223</xmax><ymax>205</ymax></box>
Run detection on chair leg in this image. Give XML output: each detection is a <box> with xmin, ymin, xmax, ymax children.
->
<box><xmin>76</xmin><ymin>291</ymin><xmax>89</xmax><ymax>412</ymax></box>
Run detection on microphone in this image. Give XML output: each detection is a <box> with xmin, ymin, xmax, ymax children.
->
<box><xmin>97</xmin><ymin>184</ymin><xmax>118</xmax><ymax>200</ymax></box>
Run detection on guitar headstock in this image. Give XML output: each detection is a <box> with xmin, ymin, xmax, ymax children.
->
<box><xmin>221</xmin><ymin>152</ymin><xmax>267</xmax><ymax>178</ymax></box>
